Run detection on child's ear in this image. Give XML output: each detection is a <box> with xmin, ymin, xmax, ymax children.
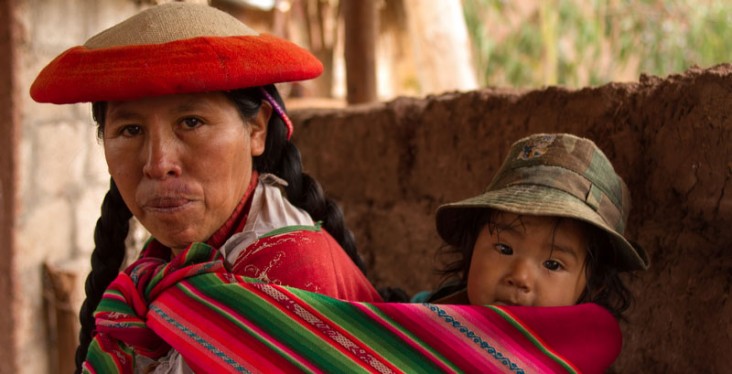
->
<box><xmin>249</xmin><ymin>101</ymin><xmax>272</xmax><ymax>157</ymax></box>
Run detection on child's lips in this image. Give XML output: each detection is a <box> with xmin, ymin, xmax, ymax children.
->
<box><xmin>493</xmin><ymin>299</ymin><xmax>521</xmax><ymax>306</ymax></box>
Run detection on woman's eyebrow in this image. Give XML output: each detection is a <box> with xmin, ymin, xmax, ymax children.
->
<box><xmin>174</xmin><ymin>98</ymin><xmax>216</xmax><ymax>114</ymax></box>
<box><xmin>174</xmin><ymin>102</ymin><xmax>200</xmax><ymax>113</ymax></box>
<box><xmin>106</xmin><ymin>108</ymin><xmax>140</xmax><ymax>122</ymax></box>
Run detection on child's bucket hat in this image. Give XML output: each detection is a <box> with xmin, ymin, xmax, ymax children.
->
<box><xmin>436</xmin><ymin>133</ymin><xmax>649</xmax><ymax>271</ymax></box>
<box><xmin>30</xmin><ymin>2</ymin><xmax>322</xmax><ymax>104</ymax></box>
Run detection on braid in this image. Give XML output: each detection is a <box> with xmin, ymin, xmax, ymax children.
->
<box><xmin>226</xmin><ymin>86</ymin><xmax>367</xmax><ymax>274</ymax></box>
<box><xmin>285</xmin><ymin>150</ymin><xmax>364</xmax><ymax>272</ymax></box>
<box><xmin>74</xmin><ymin>180</ymin><xmax>132</xmax><ymax>372</ymax></box>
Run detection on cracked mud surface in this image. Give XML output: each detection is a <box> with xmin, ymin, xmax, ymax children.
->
<box><xmin>292</xmin><ymin>65</ymin><xmax>731</xmax><ymax>372</ymax></box>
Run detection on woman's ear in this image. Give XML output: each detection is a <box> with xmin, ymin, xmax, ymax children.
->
<box><xmin>249</xmin><ymin>100</ymin><xmax>272</xmax><ymax>156</ymax></box>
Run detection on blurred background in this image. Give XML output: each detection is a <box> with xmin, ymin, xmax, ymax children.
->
<box><xmin>210</xmin><ymin>0</ymin><xmax>732</xmax><ymax>100</ymax></box>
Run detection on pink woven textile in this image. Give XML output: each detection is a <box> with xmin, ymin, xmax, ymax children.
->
<box><xmin>84</xmin><ymin>244</ymin><xmax>622</xmax><ymax>373</ymax></box>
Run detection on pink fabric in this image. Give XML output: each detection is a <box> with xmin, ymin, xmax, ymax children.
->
<box><xmin>501</xmin><ymin>304</ymin><xmax>623</xmax><ymax>374</ymax></box>
<box><xmin>86</xmin><ymin>241</ymin><xmax>622</xmax><ymax>373</ymax></box>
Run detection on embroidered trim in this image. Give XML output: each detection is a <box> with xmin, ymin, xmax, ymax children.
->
<box><xmin>426</xmin><ymin>303</ymin><xmax>525</xmax><ymax>373</ymax></box>
<box><xmin>151</xmin><ymin>305</ymin><xmax>251</xmax><ymax>373</ymax></box>
<box><xmin>259</xmin><ymin>284</ymin><xmax>393</xmax><ymax>374</ymax></box>
<box><xmin>259</xmin><ymin>222</ymin><xmax>323</xmax><ymax>239</ymax></box>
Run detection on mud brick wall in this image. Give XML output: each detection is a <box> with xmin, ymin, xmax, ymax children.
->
<box><xmin>291</xmin><ymin>65</ymin><xmax>732</xmax><ymax>372</ymax></box>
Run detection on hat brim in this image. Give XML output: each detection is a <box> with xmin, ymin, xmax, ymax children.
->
<box><xmin>30</xmin><ymin>34</ymin><xmax>323</xmax><ymax>104</ymax></box>
<box><xmin>436</xmin><ymin>184</ymin><xmax>649</xmax><ymax>271</ymax></box>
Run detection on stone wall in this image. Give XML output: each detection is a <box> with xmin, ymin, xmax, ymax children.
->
<box><xmin>1</xmin><ymin>1</ymin><xmax>21</xmax><ymax>372</ymax></box>
<box><xmin>14</xmin><ymin>0</ymin><xmax>141</xmax><ymax>372</ymax></box>
<box><xmin>291</xmin><ymin>66</ymin><xmax>732</xmax><ymax>372</ymax></box>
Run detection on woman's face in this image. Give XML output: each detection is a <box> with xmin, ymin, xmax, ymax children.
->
<box><xmin>103</xmin><ymin>92</ymin><xmax>270</xmax><ymax>254</ymax></box>
<box><xmin>467</xmin><ymin>213</ymin><xmax>588</xmax><ymax>307</ymax></box>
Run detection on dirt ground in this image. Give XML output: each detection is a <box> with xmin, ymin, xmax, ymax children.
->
<box><xmin>291</xmin><ymin>64</ymin><xmax>732</xmax><ymax>372</ymax></box>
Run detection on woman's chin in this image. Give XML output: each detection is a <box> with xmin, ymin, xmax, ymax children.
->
<box><xmin>148</xmin><ymin>225</ymin><xmax>208</xmax><ymax>253</ymax></box>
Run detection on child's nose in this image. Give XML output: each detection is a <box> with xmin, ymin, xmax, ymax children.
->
<box><xmin>504</xmin><ymin>259</ymin><xmax>534</xmax><ymax>291</ymax></box>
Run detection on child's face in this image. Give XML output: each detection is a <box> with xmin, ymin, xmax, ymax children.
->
<box><xmin>467</xmin><ymin>213</ymin><xmax>588</xmax><ymax>307</ymax></box>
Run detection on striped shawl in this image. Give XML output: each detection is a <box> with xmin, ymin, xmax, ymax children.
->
<box><xmin>83</xmin><ymin>243</ymin><xmax>621</xmax><ymax>373</ymax></box>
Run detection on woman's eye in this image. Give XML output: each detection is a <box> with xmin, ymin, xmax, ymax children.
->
<box><xmin>495</xmin><ymin>243</ymin><xmax>513</xmax><ymax>255</ymax></box>
<box><xmin>181</xmin><ymin>117</ymin><xmax>203</xmax><ymax>129</ymax></box>
<box><xmin>543</xmin><ymin>260</ymin><xmax>563</xmax><ymax>271</ymax></box>
<box><xmin>121</xmin><ymin>125</ymin><xmax>142</xmax><ymax>137</ymax></box>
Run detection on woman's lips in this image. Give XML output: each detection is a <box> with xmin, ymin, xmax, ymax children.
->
<box><xmin>143</xmin><ymin>197</ymin><xmax>193</xmax><ymax>212</ymax></box>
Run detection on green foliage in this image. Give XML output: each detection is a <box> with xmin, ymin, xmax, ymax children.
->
<box><xmin>464</xmin><ymin>0</ymin><xmax>732</xmax><ymax>88</ymax></box>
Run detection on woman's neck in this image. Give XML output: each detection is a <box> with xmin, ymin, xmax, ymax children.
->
<box><xmin>170</xmin><ymin>171</ymin><xmax>260</xmax><ymax>257</ymax></box>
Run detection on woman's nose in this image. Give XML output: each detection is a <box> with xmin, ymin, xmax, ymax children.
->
<box><xmin>142</xmin><ymin>133</ymin><xmax>182</xmax><ymax>179</ymax></box>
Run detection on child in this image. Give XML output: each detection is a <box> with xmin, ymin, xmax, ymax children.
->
<box><xmin>423</xmin><ymin>133</ymin><xmax>649</xmax><ymax>319</ymax></box>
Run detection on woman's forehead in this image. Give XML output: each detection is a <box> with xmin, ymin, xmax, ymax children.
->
<box><xmin>106</xmin><ymin>92</ymin><xmax>232</xmax><ymax>116</ymax></box>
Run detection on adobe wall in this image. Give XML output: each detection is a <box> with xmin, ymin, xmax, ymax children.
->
<box><xmin>291</xmin><ymin>65</ymin><xmax>732</xmax><ymax>372</ymax></box>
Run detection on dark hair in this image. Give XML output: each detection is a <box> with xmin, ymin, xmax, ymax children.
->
<box><xmin>227</xmin><ymin>86</ymin><xmax>364</xmax><ymax>274</ymax></box>
<box><xmin>73</xmin><ymin>180</ymin><xmax>132</xmax><ymax>372</ymax></box>
<box><xmin>434</xmin><ymin>210</ymin><xmax>634</xmax><ymax>320</ymax></box>
<box><xmin>74</xmin><ymin>85</ymin><xmax>365</xmax><ymax>372</ymax></box>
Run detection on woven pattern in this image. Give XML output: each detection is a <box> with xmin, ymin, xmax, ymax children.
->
<box><xmin>84</xmin><ymin>244</ymin><xmax>621</xmax><ymax>373</ymax></box>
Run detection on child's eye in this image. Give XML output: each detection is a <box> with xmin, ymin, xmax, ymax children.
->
<box><xmin>181</xmin><ymin>117</ymin><xmax>203</xmax><ymax>129</ymax></box>
<box><xmin>543</xmin><ymin>260</ymin><xmax>563</xmax><ymax>271</ymax></box>
<box><xmin>495</xmin><ymin>243</ymin><xmax>513</xmax><ymax>255</ymax></box>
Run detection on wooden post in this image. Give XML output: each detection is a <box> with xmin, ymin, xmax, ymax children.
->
<box><xmin>342</xmin><ymin>0</ymin><xmax>378</xmax><ymax>104</ymax></box>
<box><xmin>0</xmin><ymin>0</ymin><xmax>19</xmax><ymax>371</ymax></box>
<box><xmin>44</xmin><ymin>261</ymin><xmax>88</xmax><ymax>374</ymax></box>
<box><xmin>402</xmin><ymin>0</ymin><xmax>477</xmax><ymax>94</ymax></box>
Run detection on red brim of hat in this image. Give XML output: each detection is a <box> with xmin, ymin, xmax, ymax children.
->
<box><xmin>30</xmin><ymin>34</ymin><xmax>323</xmax><ymax>104</ymax></box>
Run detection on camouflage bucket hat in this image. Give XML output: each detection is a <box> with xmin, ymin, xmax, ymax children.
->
<box><xmin>435</xmin><ymin>133</ymin><xmax>649</xmax><ymax>271</ymax></box>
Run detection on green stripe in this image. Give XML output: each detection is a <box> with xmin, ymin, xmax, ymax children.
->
<box><xmin>85</xmin><ymin>339</ymin><xmax>133</xmax><ymax>372</ymax></box>
<box><xmin>290</xmin><ymin>289</ymin><xmax>450</xmax><ymax>371</ymax></box>
<box><xmin>259</xmin><ymin>222</ymin><xmax>322</xmax><ymax>238</ymax></box>
<box><xmin>216</xmin><ymin>281</ymin><xmax>367</xmax><ymax>372</ymax></box>
<box><xmin>179</xmin><ymin>275</ymin><xmax>315</xmax><ymax>373</ymax></box>
<box><xmin>360</xmin><ymin>303</ymin><xmax>462</xmax><ymax>372</ymax></box>
<box><xmin>185</xmin><ymin>274</ymin><xmax>367</xmax><ymax>373</ymax></box>
<box><xmin>489</xmin><ymin>306</ymin><xmax>576</xmax><ymax>373</ymax></box>
<box><xmin>97</xmin><ymin>297</ymin><xmax>134</xmax><ymax>315</ymax></box>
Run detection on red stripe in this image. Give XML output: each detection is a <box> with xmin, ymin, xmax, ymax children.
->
<box><xmin>265</xmin><ymin>285</ymin><xmax>403</xmax><ymax>373</ymax></box>
<box><xmin>493</xmin><ymin>306</ymin><xmax>579</xmax><ymax>372</ymax></box>
<box><xmin>150</xmin><ymin>285</ymin><xmax>304</xmax><ymax>373</ymax></box>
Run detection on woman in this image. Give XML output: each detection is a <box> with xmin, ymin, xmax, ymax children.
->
<box><xmin>31</xmin><ymin>3</ymin><xmax>380</xmax><ymax>372</ymax></box>
<box><xmin>33</xmin><ymin>4</ymin><xmax>628</xmax><ymax>374</ymax></box>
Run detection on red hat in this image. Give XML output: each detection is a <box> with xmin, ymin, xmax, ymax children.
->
<box><xmin>30</xmin><ymin>2</ymin><xmax>323</xmax><ymax>104</ymax></box>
